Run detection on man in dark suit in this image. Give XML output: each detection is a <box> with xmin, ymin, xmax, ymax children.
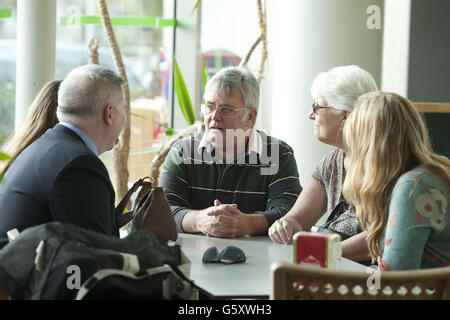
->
<box><xmin>0</xmin><ymin>64</ymin><xmax>126</xmax><ymax>247</ymax></box>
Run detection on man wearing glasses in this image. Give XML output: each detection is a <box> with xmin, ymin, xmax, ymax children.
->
<box><xmin>159</xmin><ymin>67</ymin><xmax>301</xmax><ymax>238</ymax></box>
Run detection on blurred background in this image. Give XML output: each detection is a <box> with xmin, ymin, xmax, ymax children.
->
<box><xmin>0</xmin><ymin>0</ymin><xmax>448</xmax><ymax>186</ymax></box>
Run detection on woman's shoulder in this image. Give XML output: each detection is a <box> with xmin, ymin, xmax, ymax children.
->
<box><xmin>316</xmin><ymin>148</ymin><xmax>344</xmax><ymax>171</ymax></box>
<box><xmin>396</xmin><ymin>167</ymin><xmax>449</xmax><ymax>192</ymax></box>
<box><xmin>312</xmin><ymin>148</ymin><xmax>344</xmax><ymax>183</ymax></box>
<box><xmin>392</xmin><ymin>167</ymin><xmax>450</xmax><ymax>210</ymax></box>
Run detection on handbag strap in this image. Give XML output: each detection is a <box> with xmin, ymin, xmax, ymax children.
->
<box><xmin>322</xmin><ymin>200</ymin><xmax>349</xmax><ymax>227</ymax></box>
<box><xmin>116</xmin><ymin>176</ymin><xmax>155</xmax><ymax>228</ymax></box>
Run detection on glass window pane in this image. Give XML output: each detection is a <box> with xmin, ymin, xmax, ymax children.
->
<box><xmin>201</xmin><ymin>0</ymin><xmax>259</xmax><ymax>78</ymax></box>
<box><xmin>0</xmin><ymin>1</ymin><xmax>17</xmax><ymax>147</ymax></box>
<box><xmin>56</xmin><ymin>0</ymin><xmax>175</xmax><ymax>185</ymax></box>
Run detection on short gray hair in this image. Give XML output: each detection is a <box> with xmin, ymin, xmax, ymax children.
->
<box><xmin>205</xmin><ymin>67</ymin><xmax>260</xmax><ymax>110</ymax></box>
<box><xmin>57</xmin><ymin>64</ymin><xmax>125</xmax><ymax>124</ymax></box>
<box><xmin>310</xmin><ymin>65</ymin><xmax>378</xmax><ymax>112</ymax></box>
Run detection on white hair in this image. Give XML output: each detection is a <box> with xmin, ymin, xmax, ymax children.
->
<box><xmin>57</xmin><ymin>64</ymin><xmax>125</xmax><ymax>124</ymax></box>
<box><xmin>205</xmin><ymin>67</ymin><xmax>260</xmax><ymax>110</ymax></box>
<box><xmin>310</xmin><ymin>65</ymin><xmax>378</xmax><ymax>112</ymax></box>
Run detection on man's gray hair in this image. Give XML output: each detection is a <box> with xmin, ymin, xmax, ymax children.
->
<box><xmin>310</xmin><ymin>65</ymin><xmax>378</xmax><ymax>112</ymax></box>
<box><xmin>57</xmin><ymin>64</ymin><xmax>125</xmax><ymax>124</ymax></box>
<box><xmin>205</xmin><ymin>67</ymin><xmax>260</xmax><ymax>110</ymax></box>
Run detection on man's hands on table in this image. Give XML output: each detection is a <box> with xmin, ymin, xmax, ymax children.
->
<box><xmin>182</xmin><ymin>199</ymin><xmax>269</xmax><ymax>238</ymax></box>
<box><xmin>198</xmin><ymin>200</ymin><xmax>249</xmax><ymax>238</ymax></box>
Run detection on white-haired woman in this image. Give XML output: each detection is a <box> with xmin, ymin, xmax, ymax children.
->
<box><xmin>343</xmin><ymin>92</ymin><xmax>450</xmax><ymax>270</ymax></box>
<box><xmin>269</xmin><ymin>65</ymin><xmax>378</xmax><ymax>263</ymax></box>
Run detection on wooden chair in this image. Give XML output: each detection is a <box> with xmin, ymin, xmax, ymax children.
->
<box><xmin>271</xmin><ymin>262</ymin><xmax>450</xmax><ymax>300</ymax></box>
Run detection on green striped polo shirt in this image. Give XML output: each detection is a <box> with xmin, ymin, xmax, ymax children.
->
<box><xmin>159</xmin><ymin>130</ymin><xmax>302</xmax><ymax>232</ymax></box>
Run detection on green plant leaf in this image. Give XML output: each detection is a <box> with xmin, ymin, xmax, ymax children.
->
<box><xmin>191</xmin><ymin>0</ymin><xmax>202</xmax><ymax>15</ymax></box>
<box><xmin>165</xmin><ymin>128</ymin><xmax>175</xmax><ymax>136</ymax></box>
<box><xmin>174</xmin><ymin>58</ymin><xmax>196</xmax><ymax>126</ymax></box>
<box><xmin>0</xmin><ymin>152</ymin><xmax>10</xmax><ymax>161</ymax></box>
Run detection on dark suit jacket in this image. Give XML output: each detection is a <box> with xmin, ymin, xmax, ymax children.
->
<box><xmin>0</xmin><ymin>124</ymin><xmax>118</xmax><ymax>246</ymax></box>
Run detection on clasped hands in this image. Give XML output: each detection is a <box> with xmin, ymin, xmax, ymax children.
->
<box><xmin>197</xmin><ymin>200</ymin><xmax>249</xmax><ymax>238</ymax></box>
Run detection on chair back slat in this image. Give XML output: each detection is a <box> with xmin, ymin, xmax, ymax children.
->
<box><xmin>271</xmin><ymin>262</ymin><xmax>450</xmax><ymax>300</ymax></box>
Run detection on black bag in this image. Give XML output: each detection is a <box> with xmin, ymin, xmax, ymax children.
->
<box><xmin>316</xmin><ymin>200</ymin><xmax>362</xmax><ymax>241</ymax></box>
<box><xmin>76</xmin><ymin>262</ymin><xmax>193</xmax><ymax>300</ymax></box>
<box><xmin>0</xmin><ymin>222</ymin><xmax>194</xmax><ymax>300</ymax></box>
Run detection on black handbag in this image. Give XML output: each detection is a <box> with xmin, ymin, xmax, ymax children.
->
<box><xmin>316</xmin><ymin>200</ymin><xmax>361</xmax><ymax>241</ymax></box>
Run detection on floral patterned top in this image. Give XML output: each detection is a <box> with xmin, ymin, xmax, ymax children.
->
<box><xmin>380</xmin><ymin>167</ymin><xmax>450</xmax><ymax>271</ymax></box>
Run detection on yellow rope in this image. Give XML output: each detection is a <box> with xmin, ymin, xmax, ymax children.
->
<box><xmin>240</xmin><ymin>0</ymin><xmax>268</xmax><ymax>84</ymax></box>
<box><xmin>88</xmin><ymin>38</ymin><xmax>99</xmax><ymax>65</ymax></box>
<box><xmin>97</xmin><ymin>0</ymin><xmax>131</xmax><ymax>203</ymax></box>
<box><xmin>256</xmin><ymin>0</ymin><xmax>268</xmax><ymax>83</ymax></box>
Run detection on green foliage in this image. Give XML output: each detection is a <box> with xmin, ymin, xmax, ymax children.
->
<box><xmin>0</xmin><ymin>152</ymin><xmax>10</xmax><ymax>161</ymax></box>
<box><xmin>174</xmin><ymin>58</ymin><xmax>196</xmax><ymax>126</ymax></box>
<box><xmin>165</xmin><ymin>128</ymin><xmax>174</xmax><ymax>136</ymax></box>
<box><xmin>0</xmin><ymin>81</ymin><xmax>15</xmax><ymax>148</ymax></box>
<box><xmin>192</xmin><ymin>0</ymin><xmax>202</xmax><ymax>15</ymax></box>
<box><xmin>0</xmin><ymin>134</ymin><xmax>11</xmax><ymax>183</ymax></box>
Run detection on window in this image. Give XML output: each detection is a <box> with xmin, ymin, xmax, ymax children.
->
<box><xmin>201</xmin><ymin>0</ymin><xmax>260</xmax><ymax>78</ymax></box>
<box><xmin>0</xmin><ymin>1</ymin><xmax>16</xmax><ymax>147</ymax></box>
<box><xmin>56</xmin><ymin>0</ymin><xmax>176</xmax><ymax>184</ymax></box>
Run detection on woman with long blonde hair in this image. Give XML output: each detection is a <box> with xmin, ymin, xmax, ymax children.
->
<box><xmin>1</xmin><ymin>79</ymin><xmax>61</xmax><ymax>175</ymax></box>
<box><xmin>343</xmin><ymin>91</ymin><xmax>450</xmax><ymax>270</ymax></box>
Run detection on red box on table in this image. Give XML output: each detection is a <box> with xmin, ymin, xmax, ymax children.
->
<box><xmin>293</xmin><ymin>231</ymin><xmax>341</xmax><ymax>269</ymax></box>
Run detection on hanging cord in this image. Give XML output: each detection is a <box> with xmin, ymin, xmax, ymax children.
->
<box><xmin>97</xmin><ymin>0</ymin><xmax>131</xmax><ymax>204</ymax></box>
<box><xmin>256</xmin><ymin>0</ymin><xmax>268</xmax><ymax>83</ymax></box>
<box><xmin>88</xmin><ymin>38</ymin><xmax>99</xmax><ymax>65</ymax></box>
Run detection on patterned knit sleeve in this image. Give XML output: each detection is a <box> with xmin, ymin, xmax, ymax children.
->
<box><xmin>380</xmin><ymin>172</ymin><xmax>443</xmax><ymax>271</ymax></box>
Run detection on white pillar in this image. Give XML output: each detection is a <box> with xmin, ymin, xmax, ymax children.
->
<box><xmin>15</xmin><ymin>0</ymin><xmax>57</xmax><ymax>129</ymax></box>
<box><xmin>269</xmin><ymin>0</ymin><xmax>383</xmax><ymax>184</ymax></box>
<box><xmin>381</xmin><ymin>0</ymin><xmax>411</xmax><ymax>96</ymax></box>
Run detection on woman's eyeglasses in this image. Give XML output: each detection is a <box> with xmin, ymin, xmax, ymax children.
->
<box><xmin>312</xmin><ymin>102</ymin><xmax>332</xmax><ymax>114</ymax></box>
<box><xmin>201</xmin><ymin>103</ymin><xmax>250</xmax><ymax>117</ymax></box>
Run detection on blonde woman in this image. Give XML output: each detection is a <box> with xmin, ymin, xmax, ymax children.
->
<box><xmin>343</xmin><ymin>92</ymin><xmax>450</xmax><ymax>270</ymax></box>
<box><xmin>269</xmin><ymin>65</ymin><xmax>378</xmax><ymax>263</ymax></box>
<box><xmin>1</xmin><ymin>79</ymin><xmax>61</xmax><ymax>175</ymax></box>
